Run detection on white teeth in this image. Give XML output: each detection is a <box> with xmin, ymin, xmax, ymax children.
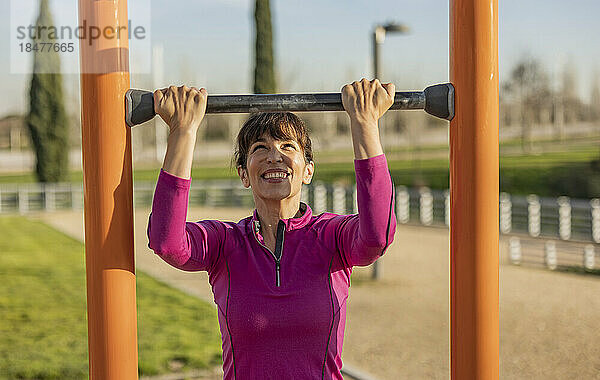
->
<box><xmin>263</xmin><ymin>172</ymin><xmax>288</xmax><ymax>179</ymax></box>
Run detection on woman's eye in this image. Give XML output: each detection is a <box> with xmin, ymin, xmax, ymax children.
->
<box><xmin>284</xmin><ymin>143</ymin><xmax>295</xmax><ymax>149</ymax></box>
<box><xmin>252</xmin><ymin>145</ymin><xmax>265</xmax><ymax>152</ymax></box>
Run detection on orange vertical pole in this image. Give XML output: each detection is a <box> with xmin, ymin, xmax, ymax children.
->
<box><xmin>78</xmin><ymin>0</ymin><xmax>138</xmax><ymax>378</ymax></box>
<box><xmin>450</xmin><ymin>0</ymin><xmax>499</xmax><ymax>379</ymax></box>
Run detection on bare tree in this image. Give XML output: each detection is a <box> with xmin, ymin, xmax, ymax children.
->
<box><xmin>503</xmin><ymin>57</ymin><xmax>553</xmax><ymax>152</ymax></box>
<box><xmin>560</xmin><ymin>60</ymin><xmax>585</xmax><ymax>124</ymax></box>
<box><xmin>590</xmin><ymin>68</ymin><xmax>600</xmax><ymax>122</ymax></box>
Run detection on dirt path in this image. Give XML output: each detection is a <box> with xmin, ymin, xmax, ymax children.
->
<box><xmin>346</xmin><ymin>225</ymin><xmax>600</xmax><ymax>379</ymax></box>
<box><xmin>32</xmin><ymin>208</ymin><xmax>600</xmax><ymax>379</ymax></box>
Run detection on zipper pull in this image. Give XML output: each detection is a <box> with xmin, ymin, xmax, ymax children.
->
<box><xmin>254</xmin><ymin>220</ymin><xmax>260</xmax><ymax>234</ymax></box>
<box><xmin>275</xmin><ymin>261</ymin><xmax>281</xmax><ymax>287</ymax></box>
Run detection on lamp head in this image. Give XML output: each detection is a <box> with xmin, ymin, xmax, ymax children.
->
<box><xmin>383</xmin><ymin>22</ymin><xmax>409</xmax><ymax>34</ymax></box>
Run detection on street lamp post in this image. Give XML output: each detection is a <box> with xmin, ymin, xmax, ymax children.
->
<box><xmin>371</xmin><ymin>22</ymin><xmax>409</xmax><ymax>281</ymax></box>
<box><xmin>373</xmin><ymin>23</ymin><xmax>409</xmax><ymax>81</ymax></box>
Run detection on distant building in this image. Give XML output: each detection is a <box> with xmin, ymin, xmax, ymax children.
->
<box><xmin>0</xmin><ymin>115</ymin><xmax>28</xmax><ymax>151</ymax></box>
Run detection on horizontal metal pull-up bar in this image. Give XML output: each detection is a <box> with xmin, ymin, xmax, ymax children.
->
<box><xmin>125</xmin><ymin>83</ymin><xmax>454</xmax><ymax>127</ymax></box>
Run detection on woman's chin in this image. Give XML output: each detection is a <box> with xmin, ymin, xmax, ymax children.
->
<box><xmin>260</xmin><ymin>194</ymin><xmax>292</xmax><ymax>202</ymax></box>
<box><xmin>253</xmin><ymin>189</ymin><xmax>296</xmax><ymax>202</ymax></box>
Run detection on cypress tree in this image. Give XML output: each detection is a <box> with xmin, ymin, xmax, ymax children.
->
<box><xmin>253</xmin><ymin>0</ymin><xmax>276</xmax><ymax>94</ymax></box>
<box><xmin>26</xmin><ymin>0</ymin><xmax>69</xmax><ymax>183</ymax></box>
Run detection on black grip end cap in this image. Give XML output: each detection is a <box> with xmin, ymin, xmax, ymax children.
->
<box><xmin>125</xmin><ymin>89</ymin><xmax>156</xmax><ymax>127</ymax></box>
<box><xmin>424</xmin><ymin>83</ymin><xmax>455</xmax><ymax>121</ymax></box>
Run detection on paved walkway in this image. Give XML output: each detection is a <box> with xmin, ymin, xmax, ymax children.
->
<box><xmin>30</xmin><ymin>207</ymin><xmax>600</xmax><ymax>379</ymax></box>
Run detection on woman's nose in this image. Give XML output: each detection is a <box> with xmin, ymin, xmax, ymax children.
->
<box><xmin>266</xmin><ymin>147</ymin><xmax>284</xmax><ymax>162</ymax></box>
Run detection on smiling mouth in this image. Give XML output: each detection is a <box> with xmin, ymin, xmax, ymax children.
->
<box><xmin>261</xmin><ymin>172</ymin><xmax>290</xmax><ymax>181</ymax></box>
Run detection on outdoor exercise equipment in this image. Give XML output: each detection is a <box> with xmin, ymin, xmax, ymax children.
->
<box><xmin>77</xmin><ymin>0</ymin><xmax>498</xmax><ymax>378</ymax></box>
<box><xmin>124</xmin><ymin>83</ymin><xmax>455</xmax><ymax>127</ymax></box>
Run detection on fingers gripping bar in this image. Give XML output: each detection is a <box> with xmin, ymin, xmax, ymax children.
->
<box><xmin>125</xmin><ymin>83</ymin><xmax>454</xmax><ymax>127</ymax></box>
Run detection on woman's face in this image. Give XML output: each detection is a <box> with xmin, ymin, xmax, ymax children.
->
<box><xmin>237</xmin><ymin>133</ymin><xmax>314</xmax><ymax>203</ymax></box>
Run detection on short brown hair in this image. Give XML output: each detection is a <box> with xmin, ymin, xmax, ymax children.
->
<box><xmin>233</xmin><ymin>112</ymin><xmax>313</xmax><ymax>169</ymax></box>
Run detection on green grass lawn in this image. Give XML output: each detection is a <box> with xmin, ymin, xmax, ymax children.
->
<box><xmin>0</xmin><ymin>216</ymin><xmax>222</xmax><ymax>379</ymax></box>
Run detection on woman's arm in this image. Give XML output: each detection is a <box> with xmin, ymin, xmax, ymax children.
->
<box><xmin>316</xmin><ymin>156</ymin><xmax>396</xmax><ymax>268</ymax></box>
<box><xmin>147</xmin><ymin>85</ymin><xmax>225</xmax><ymax>273</ymax></box>
<box><xmin>349</xmin><ymin>121</ymin><xmax>383</xmax><ymax>159</ymax></box>
<box><xmin>325</xmin><ymin>79</ymin><xmax>397</xmax><ymax>267</ymax></box>
<box><xmin>162</xmin><ymin>129</ymin><xmax>197</xmax><ymax>179</ymax></box>
<box><xmin>147</xmin><ymin>169</ymin><xmax>226</xmax><ymax>272</ymax></box>
<box><xmin>156</xmin><ymin>85</ymin><xmax>208</xmax><ymax>179</ymax></box>
<box><xmin>341</xmin><ymin>78</ymin><xmax>395</xmax><ymax>159</ymax></box>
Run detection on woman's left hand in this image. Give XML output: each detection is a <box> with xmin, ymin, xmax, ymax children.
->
<box><xmin>341</xmin><ymin>78</ymin><xmax>395</xmax><ymax>127</ymax></box>
<box><xmin>341</xmin><ymin>79</ymin><xmax>394</xmax><ymax>159</ymax></box>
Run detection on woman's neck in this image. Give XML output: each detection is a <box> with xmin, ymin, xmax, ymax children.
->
<box><xmin>254</xmin><ymin>196</ymin><xmax>303</xmax><ymax>239</ymax></box>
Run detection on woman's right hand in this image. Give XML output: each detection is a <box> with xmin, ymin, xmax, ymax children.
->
<box><xmin>154</xmin><ymin>85</ymin><xmax>208</xmax><ymax>134</ymax></box>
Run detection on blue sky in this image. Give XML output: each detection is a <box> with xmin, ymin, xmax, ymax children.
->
<box><xmin>1</xmin><ymin>0</ymin><xmax>599</xmax><ymax>116</ymax></box>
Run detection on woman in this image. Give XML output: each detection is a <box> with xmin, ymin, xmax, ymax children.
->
<box><xmin>147</xmin><ymin>79</ymin><xmax>397</xmax><ymax>379</ymax></box>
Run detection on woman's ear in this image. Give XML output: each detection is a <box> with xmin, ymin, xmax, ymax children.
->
<box><xmin>237</xmin><ymin>166</ymin><xmax>251</xmax><ymax>188</ymax></box>
<box><xmin>303</xmin><ymin>160</ymin><xmax>314</xmax><ymax>185</ymax></box>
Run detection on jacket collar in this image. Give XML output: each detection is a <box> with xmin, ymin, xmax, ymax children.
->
<box><xmin>251</xmin><ymin>202</ymin><xmax>313</xmax><ymax>233</ymax></box>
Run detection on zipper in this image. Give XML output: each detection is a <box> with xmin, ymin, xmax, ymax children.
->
<box><xmin>273</xmin><ymin>221</ymin><xmax>285</xmax><ymax>286</ymax></box>
<box><xmin>252</xmin><ymin>219</ymin><xmax>286</xmax><ymax>287</ymax></box>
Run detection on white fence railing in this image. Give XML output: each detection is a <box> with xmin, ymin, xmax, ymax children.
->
<box><xmin>1</xmin><ymin>181</ymin><xmax>598</xmax><ymax>272</ymax></box>
<box><xmin>508</xmin><ymin>236</ymin><xmax>596</xmax><ymax>272</ymax></box>
<box><xmin>1</xmin><ymin>182</ymin><xmax>599</xmax><ymax>243</ymax></box>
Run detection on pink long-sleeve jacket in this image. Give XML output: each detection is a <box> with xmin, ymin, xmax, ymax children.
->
<box><xmin>147</xmin><ymin>153</ymin><xmax>396</xmax><ymax>379</ymax></box>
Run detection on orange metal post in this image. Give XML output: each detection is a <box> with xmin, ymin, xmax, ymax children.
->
<box><xmin>78</xmin><ymin>0</ymin><xmax>138</xmax><ymax>378</ymax></box>
<box><xmin>450</xmin><ymin>0</ymin><xmax>499</xmax><ymax>379</ymax></box>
